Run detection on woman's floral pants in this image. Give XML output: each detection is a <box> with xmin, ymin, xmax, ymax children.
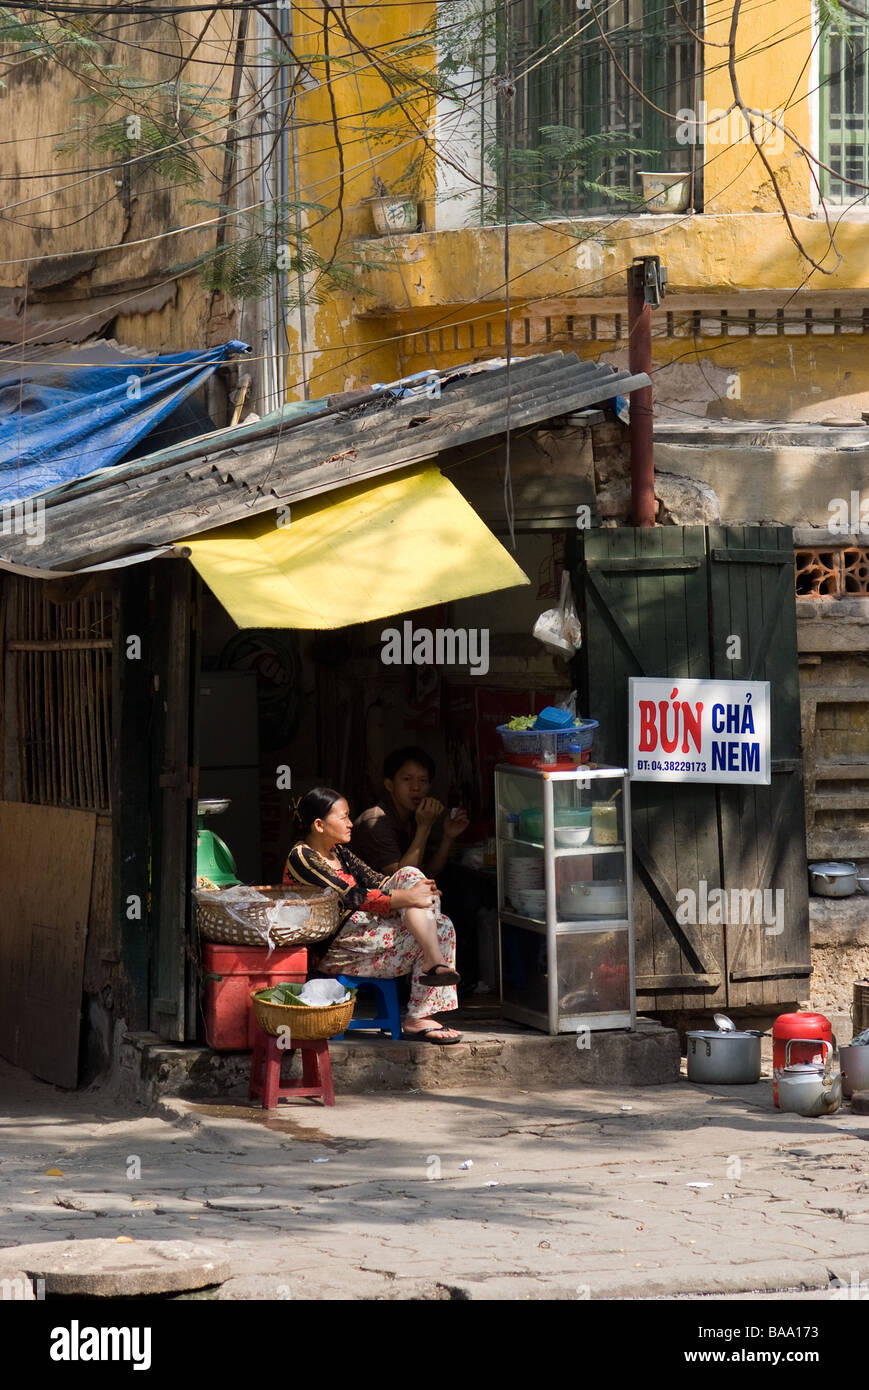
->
<box><xmin>318</xmin><ymin>865</ymin><xmax>458</xmax><ymax>1020</ymax></box>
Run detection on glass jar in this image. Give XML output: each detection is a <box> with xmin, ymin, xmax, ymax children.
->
<box><xmin>591</xmin><ymin>801</ymin><xmax>618</xmax><ymax>845</ymax></box>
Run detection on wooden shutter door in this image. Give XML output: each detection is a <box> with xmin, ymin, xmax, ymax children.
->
<box><xmin>709</xmin><ymin>526</ymin><xmax>811</xmax><ymax>1007</ymax></box>
<box><xmin>577</xmin><ymin>527</ymin><xmax>727</xmax><ymax>1011</ymax></box>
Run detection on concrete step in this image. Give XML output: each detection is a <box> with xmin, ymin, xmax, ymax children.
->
<box><xmin>117</xmin><ymin>1017</ymin><xmax>680</xmax><ymax>1103</ymax></box>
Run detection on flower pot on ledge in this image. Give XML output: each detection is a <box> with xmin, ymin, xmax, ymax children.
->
<box><xmin>363</xmin><ymin>194</ymin><xmax>419</xmax><ymax>236</ymax></box>
<box><xmin>637</xmin><ymin>170</ymin><xmax>691</xmax><ymax>213</ymax></box>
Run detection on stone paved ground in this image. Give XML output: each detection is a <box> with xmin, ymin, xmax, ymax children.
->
<box><xmin>2</xmin><ymin>1057</ymin><xmax>869</xmax><ymax>1301</ymax></box>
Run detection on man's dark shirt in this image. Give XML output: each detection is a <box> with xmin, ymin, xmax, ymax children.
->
<box><xmin>351</xmin><ymin>797</ymin><xmax>443</xmax><ymax>873</ymax></box>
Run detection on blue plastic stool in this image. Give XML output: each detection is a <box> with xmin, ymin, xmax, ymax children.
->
<box><xmin>334</xmin><ymin>975</ymin><xmax>403</xmax><ymax>1041</ymax></box>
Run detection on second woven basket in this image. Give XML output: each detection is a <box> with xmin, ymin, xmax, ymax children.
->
<box><xmin>251</xmin><ymin>990</ymin><xmax>355</xmax><ymax>1040</ymax></box>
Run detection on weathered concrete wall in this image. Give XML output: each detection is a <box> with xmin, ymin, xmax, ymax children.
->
<box><xmin>354</xmin><ymin>217</ymin><xmax>869</xmax><ymax>312</ymax></box>
<box><xmin>0</xmin><ymin>11</ymin><xmax>238</xmax><ymax>352</ymax></box>
<box><xmin>654</xmin><ymin>430</ymin><xmax>869</xmax><ymax>528</ymax></box>
<box><xmin>810</xmin><ymin>899</ymin><xmax>869</xmax><ymax>1021</ymax></box>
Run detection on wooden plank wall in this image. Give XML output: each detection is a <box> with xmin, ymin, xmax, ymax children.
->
<box><xmin>0</xmin><ymin>572</ymin><xmax>131</xmax><ymax>1078</ymax></box>
<box><xmin>0</xmin><ymin>802</ymin><xmax>96</xmax><ymax>1087</ymax></box>
<box><xmin>149</xmin><ymin>561</ymin><xmax>195</xmax><ymax>1041</ymax></box>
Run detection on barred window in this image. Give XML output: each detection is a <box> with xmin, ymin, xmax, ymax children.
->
<box><xmin>821</xmin><ymin>20</ymin><xmax>869</xmax><ymax>205</ymax></box>
<box><xmin>496</xmin><ymin>0</ymin><xmax>699</xmax><ymax>220</ymax></box>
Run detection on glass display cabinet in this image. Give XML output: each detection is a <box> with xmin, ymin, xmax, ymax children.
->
<box><xmin>495</xmin><ymin>764</ymin><xmax>635</xmax><ymax>1035</ymax></box>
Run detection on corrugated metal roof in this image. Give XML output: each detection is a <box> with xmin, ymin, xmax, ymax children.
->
<box><xmin>1</xmin><ymin>352</ymin><xmax>647</xmax><ymax>572</ymax></box>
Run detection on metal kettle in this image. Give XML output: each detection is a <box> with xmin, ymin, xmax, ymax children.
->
<box><xmin>777</xmin><ymin>1039</ymin><xmax>841</xmax><ymax>1117</ymax></box>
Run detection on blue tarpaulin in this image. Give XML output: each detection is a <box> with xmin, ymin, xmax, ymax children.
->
<box><xmin>0</xmin><ymin>339</ymin><xmax>249</xmax><ymax>502</ymax></box>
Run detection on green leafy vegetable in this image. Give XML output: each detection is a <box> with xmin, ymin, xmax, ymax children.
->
<box><xmin>255</xmin><ymin>982</ymin><xmax>356</xmax><ymax>1007</ymax></box>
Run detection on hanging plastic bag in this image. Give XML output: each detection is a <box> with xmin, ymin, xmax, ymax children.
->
<box><xmin>532</xmin><ymin>573</ymin><xmax>582</xmax><ymax>657</ymax></box>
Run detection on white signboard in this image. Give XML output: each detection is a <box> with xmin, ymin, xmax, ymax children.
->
<box><xmin>629</xmin><ymin>677</ymin><xmax>771</xmax><ymax>785</ymax></box>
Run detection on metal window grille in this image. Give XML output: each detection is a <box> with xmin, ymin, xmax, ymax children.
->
<box><xmin>8</xmin><ymin>579</ymin><xmax>113</xmax><ymax>812</ymax></box>
<box><xmin>499</xmin><ymin>0</ymin><xmax>698</xmax><ymax>218</ymax></box>
<box><xmin>821</xmin><ymin>21</ymin><xmax>869</xmax><ymax>204</ymax></box>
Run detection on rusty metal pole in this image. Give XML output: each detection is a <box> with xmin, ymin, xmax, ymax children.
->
<box><xmin>628</xmin><ymin>260</ymin><xmax>656</xmax><ymax>527</ymax></box>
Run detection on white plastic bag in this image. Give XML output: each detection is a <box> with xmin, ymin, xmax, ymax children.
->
<box><xmin>297</xmin><ymin>979</ymin><xmax>352</xmax><ymax>1007</ymax></box>
<box><xmin>532</xmin><ymin>573</ymin><xmax>582</xmax><ymax>657</ymax></box>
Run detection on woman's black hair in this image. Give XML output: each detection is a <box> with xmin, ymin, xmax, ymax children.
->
<box><xmin>296</xmin><ymin>787</ymin><xmax>344</xmax><ymax>834</ymax></box>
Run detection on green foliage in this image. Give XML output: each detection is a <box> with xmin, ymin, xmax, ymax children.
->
<box><xmin>0</xmin><ymin>5</ymin><xmax>100</xmax><ymax>83</ymax></box>
<box><xmin>433</xmin><ymin>0</ymin><xmax>498</xmax><ymax>79</ymax></box>
<box><xmin>191</xmin><ymin>199</ymin><xmax>364</xmax><ymax>307</ymax></box>
<box><xmin>485</xmin><ymin>126</ymin><xmax>659</xmax><ymax>221</ymax></box>
<box><xmin>817</xmin><ymin>0</ymin><xmax>852</xmax><ymax>36</ymax></box>
<box><xmin>255</xmin><ymin>982</ymin><xmax>356</xmax><ymax>1006</ymax></box>
<box><xmin>58</xmin><ymin>76</ymin><xmax>229</xmax><ymax>188</ymax></box>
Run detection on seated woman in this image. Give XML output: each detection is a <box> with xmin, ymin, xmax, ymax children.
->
<box><xmin>284</xmin><ymin>787</ymin><xmax>463</xmax><ymax>1045</ymax></box>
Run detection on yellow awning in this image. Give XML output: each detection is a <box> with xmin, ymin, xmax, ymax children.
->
<box><xmin>178</xmin><ymin>465</ymin><xmax>530</xmax><ymax>629</ymax></box>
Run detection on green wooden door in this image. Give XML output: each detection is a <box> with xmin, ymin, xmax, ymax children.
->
<box><xmin>709</xmin><ymin>527</ymin><xmax>811</xmax><ymax>1007</ymax></box>
<box><xmin>576</xmin><ymin>525</ymin><xmax>809</xmax><ymax>1013</ymax></box>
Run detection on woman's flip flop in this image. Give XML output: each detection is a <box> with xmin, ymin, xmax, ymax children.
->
<box><xmin>418</xmin><ymin>964</ymin><xmax>460</xmax><ymax>986</ymax></box>
<box><xmin>402</xmin><ymin>1024</ymin><xmax>463</xmax><ymax>1045</ymax></box>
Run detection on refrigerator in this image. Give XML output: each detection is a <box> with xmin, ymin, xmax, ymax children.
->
<box><xmin>198</xmin><ymin>671</ymin><xmax>261</xmax><ymax>884</ymax></box>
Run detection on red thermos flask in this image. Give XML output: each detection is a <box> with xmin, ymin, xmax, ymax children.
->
<box><xmin>772</xmin><ymin>1012</ymin><xmax>833</xmax><ymax>1107</ymax></box>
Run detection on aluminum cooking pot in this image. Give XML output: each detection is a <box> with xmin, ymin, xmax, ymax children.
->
<box><xmin>839</xmin><ymin>1044</ymin><xmax>869</xmax><ymax>1098</ymax></box>
<box><xmin>778</xmin><ymin>1038</ymin><xmax>841</xmax><ymax>1116</ymax></box>
<box><xmin>686</xmin><ymin>1029</ymin><xmax>762</xmax><ymax>1085</ymax></box>
<box><xmin>808</xmin><ymin>861</ymin><xmax>857</xmax><ymax>897</ymax></box>
<box><xmin>559</xmin><ymin>881</ymin><xmax>627</xmax><ymax>920</ymax></box>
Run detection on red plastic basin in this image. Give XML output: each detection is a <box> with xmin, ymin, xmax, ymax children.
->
<box><xmin>202</xmin><ymin>941</ymin><xmax>307</xmax><ymax>1051</ymax></box>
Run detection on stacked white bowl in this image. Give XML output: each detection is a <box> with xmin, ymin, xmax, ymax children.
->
<box><xmin>507</xmin><ymin>856</ymin><xmax>545</xmax><ymax>917</ymax></box>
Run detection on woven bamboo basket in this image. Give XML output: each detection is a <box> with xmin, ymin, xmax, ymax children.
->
<box><xmin>251</xmin><ymin>990</ymin><xmax>355</xmax><ymax>1040</ymax></box>
<box><xmin>195</xmin><ymin>885</ymin><xmax>338</xmax><ymax>948</ymax></box>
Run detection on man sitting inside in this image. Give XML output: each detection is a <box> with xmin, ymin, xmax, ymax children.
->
<box><xmin>351</xmin><ymin>745</ymin><xmax>469</xmax><ymax>879</ymax></box>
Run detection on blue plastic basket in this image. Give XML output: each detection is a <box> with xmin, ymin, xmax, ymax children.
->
<box><xmin>497</xmin><ymin>719</ymin><xmax>598</xmax><ymax>755</ymax></box>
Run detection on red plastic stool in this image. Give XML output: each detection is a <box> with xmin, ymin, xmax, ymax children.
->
<box><xmin>248</xmin><ymin>1027</ymin><xmax>335</xmax><ymax>1108</ymax></box>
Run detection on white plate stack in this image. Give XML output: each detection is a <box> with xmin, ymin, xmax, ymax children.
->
<box><xmin>507</xmin><ymin>856</ymin><xmax>544</xmax><ymax>911</ymax></box>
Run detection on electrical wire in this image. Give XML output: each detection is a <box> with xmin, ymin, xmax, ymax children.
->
<box><xmin>0</xmin><ymin>0</ymin><xmax>863</xmax><ymax>395</ymax></box>
<box><xmin>500</xmin><ymin>0</ymin><xmax>515</xmax><ymax>549</ymax></box>
<box><xmin>1</xmin><ymin>1</ymin><xmax>855</xmax><ymax>241</ymax></box>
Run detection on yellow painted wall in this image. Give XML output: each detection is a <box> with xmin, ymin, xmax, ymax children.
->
<box><xmin>703</xmin><ymin>0</ymin><xmax>814</xmax><ymax>214</ymax></box>
<box><xmin>287</xmin><ymin>0</ymin><xmax>869</xmax><ymax>420</ymax></box>
<box><xmin>285</xmin><ymin>1</ymin><xmax>436</xmax><ymax>398</ymax></box>
<box><xmin>352</xmin><ymin>214</ymin><xmax>868</xmax><ymax>308</ymax></box>
<box><xmin>3</xmin><ymin>0</ymin><xmax>853</xmax><ymax>421</ymax></box>
<box><xmin>0</xmin><ymin>0</ymin><xmax>841</xmax><ymax>416</ymax></box>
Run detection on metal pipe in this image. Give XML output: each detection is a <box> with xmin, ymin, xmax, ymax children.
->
<box><xmin>256</xmin><ymin>7</ymin><xmax>279</xmax><ymax>414</ymax></box>
<box><xmin>276</xmin><ymin>1</ymin><xmax>290</xmax><ymax>405</ymax></box>
<box><xmin>689</xmin><ymin>17</ymin><xmax>700</xmax><ymax>213</ymax></box>
<box><xmin>627</xmin><ymin>261</ymin><xmax>655</xmax><ymax>527</ymax></box>
<box><xmin>279</xmin><ymin>2</ymin><xmax>310</xmax><ymax>400</ymax></box>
